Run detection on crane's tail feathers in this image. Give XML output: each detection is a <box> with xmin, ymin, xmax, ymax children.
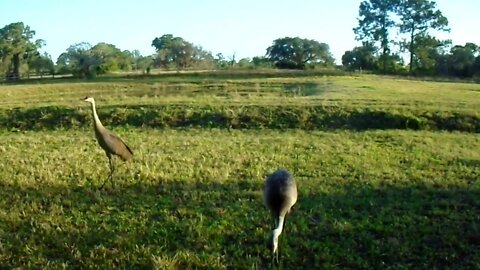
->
<box><xmin>120</xmin><ymin>143</ymin><xmax>133</xmax><ymax>161</ymax></box>
<box><xmin>125</xmin><ymin>143</ymin><xmax>133</xmax><ymax>156</ymax></box>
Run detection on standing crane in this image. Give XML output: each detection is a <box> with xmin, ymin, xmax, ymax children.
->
<box><xmin>83</xmin><ymin>96</ymin><xmax>133</xmax><ymax>188</ymax></box>
<box><xmin>264</xmin><ymin>168</ymin><xmax>298</xmax><ymax>264</ymax></box>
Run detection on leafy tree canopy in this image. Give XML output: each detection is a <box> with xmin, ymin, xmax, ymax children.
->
<box><xmin>397</xmin><ymin>0</ymin><xmax>449</xmax><ymax>72</ymax></box>
<box><xmin>56</xmin><ymin>42</ymin><xmax>101</xmax><ymax>78</ymax></box>
<box><xmin>266</xmin><ymin>37</ymin><xmax>335</xmax><ymax>69</ymax></box>
<box><xmin>91</xmin><ymin>42</ymin><xmax>133</xmax><ymax>72</ymax></box>
<box><xmin>152</xmin><ymin>34</ymin><xmax>195</xmax><ymax>68</ymax></box>
<box><xmin>342</xmin><ymin>43</ymin><xmax>378</xmax><ymax>71</ymax></box>
<box><xmin>0</xmin><ymin>22</ymin><xmax>43</xmax><ymax>79</ymax></box>
<box><xmin>354</xmin><ymin>0</ymin><xmax>399</xmax><ymax>72</ymax></box>
<box><xmin>28</xmin><ymin>52</ymin><xmax>54</xmax><ymax>76</ymax></box>
<box><xmin>447</xmin><ymin>43</ymin><xmax>479</xmax><ymax>77</ymax></box>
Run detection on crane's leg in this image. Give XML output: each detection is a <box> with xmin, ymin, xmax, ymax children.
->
<box><xmin>110</xmin><ymin>156</ymin><xmax>116</xmax><ymax>188</ymax></box>
<box><xmin>100</xmin><ymin>155</ymin><xmax>114</xmax><ymax>189</ymax></box>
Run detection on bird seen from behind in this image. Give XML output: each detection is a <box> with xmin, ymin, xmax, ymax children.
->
<box><xmin>263</xmin><ymin>168</ymin><xmax>298</xmax><ymax>264</ymax></box>
<box><xmin>83</xmin><ymin>96</ymin><xmax>133</xmax><ymax>188</ymax></box>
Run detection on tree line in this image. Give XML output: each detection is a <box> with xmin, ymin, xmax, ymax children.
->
<box><xmin>1</xmin><ymin>0</ymin><xmax>479</xmax><ymax>80</ymax></box>
<box><xmin>343</xmin><ymin>0</ymin><xmax>480</xmax><ymax>77</ymax></box>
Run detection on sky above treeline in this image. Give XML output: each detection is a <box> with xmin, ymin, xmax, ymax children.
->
<box><xmin>1</xmin><ymin>0</ymin><xmax>479</xmax><ymax>63</ymax></box>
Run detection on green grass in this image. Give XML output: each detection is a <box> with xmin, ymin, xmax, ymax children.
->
<box><xmin>1</xmin><ymin>74</ymin><xmax>479</xmax><ymax>111</ymax></box>
<box><xmin>0</xmin><ymin>74</ymin><xmax>479</xmax><ymax>132</ymax></box>
<box><xmin>0</xmin><ymin>72</ymin><xmax>479</xmax><ymax>269</ymax></box>
<box><xmin>0</xmin><ymin>129</ymin><xmax>479</xmax><ymax>269</ymax></box>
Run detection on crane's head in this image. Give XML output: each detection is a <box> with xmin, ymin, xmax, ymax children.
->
<box><xmin>83</xmin><ymin>96</ymin><xmax>95</xmax><ymax>104</ymax></box>
<box><xmin>267</xmin><ymin>230</ymin><xmax>280</xmax><ymax>263</ymax></box>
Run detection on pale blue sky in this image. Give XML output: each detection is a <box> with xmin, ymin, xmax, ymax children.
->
<box><xmin>1</xmin><ymin>0</ymin><xmax>478</xmax><ymax>63</ymax></box>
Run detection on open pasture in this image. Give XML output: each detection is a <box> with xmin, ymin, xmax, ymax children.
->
<box><xmin>0</xmin><ymin>129</ymin><xmax>479</xmax><ymax>269</ymax></box>
<box><xmin>0</xmin><ymin>73</ymin><xmax>479</xmax><ymax>269</ymax></box>
<box><xmin>1</xmin><ymin>73</ymin><xmax>479</xmax><ymax>113</ymax></box>
<box><xmin>1</xmin><ymin>73</ymin><xmax>479</xmax><ymax>132</ymax></box>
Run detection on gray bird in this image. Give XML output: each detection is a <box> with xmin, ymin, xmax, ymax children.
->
<box><xmin>83</xmin><ymin>96</ymin><xmax>133</xmax><ymax>188</ymax></box>
<box><xmin>264</xmin><ymin>168</ymin><xmax>298</xmax><ymax>264</ymax></box>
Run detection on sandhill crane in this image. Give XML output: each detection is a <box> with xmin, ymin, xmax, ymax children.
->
<box><xmin>83</xmin><ymin>96</ymin><xmax>133</xmax><ymax>188</ymax></box>
<box><xmin>264</xmin><ymin>168</ymin><xmax>298</xmax><ymax>264</ymax></box>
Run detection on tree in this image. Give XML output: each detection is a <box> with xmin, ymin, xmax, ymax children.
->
<box><xmin>237</xmin><ymin>58</ymin><xmax>253</xmax><ymax>69</ymax></box>
<box><xmin>266</xmin><ymin>37</ymin><xmax>334</xmax><ymax>69</ymax></box>
<box><xmin>0</xmin><ymin>22</ymin><xmax>43</xmax><ymax>80</ymax></box>
<box><xmin>475</xmin><ymin>55</ymin><xmax>480</xmax><ymax>77</ymax></box>
<box><xmin>410</xmin><ymin>34</ymin><xmax>449</xmax><ymax>75</ymax></box>
<box><xmin>215</xmin><ymin>53</ymin><xmax>228</xmax><ymax>68</ymax></box>
<box><xmin>397</xmin><ymin>0</ymin><xmax>449</xmax><ymax>73</ymax></box>
<box><xmin>354</xmin><ymin>0</ymin><xmax>399</xmax><ymax>73</ymax></box>
<box><xmin>191</xmin><ymin>45</ymin><xmax>215</xmax><ymax>69</ymax></box>
<box><xmin>342</xmin><ymin>43</ymin><xmax>378</xmax><ymax>71</ymax></box>
<box><xmin>28</xmin><ymin>52</ymin><xmax>54</xmax><ymax>77</ymax></box>
<box><xmin>447</xmin><ymin>43</ymin><xmax>478</xmax><ymax>77</ymax></box>
<box><xmin>118</xmin><ymin>50</ymin><xmax>135</xmax><ymax>71</ymax></box>
<box><xmin>252</xmin><ymin>56</ymin><xmax>272</xmax><ymax>68</ymax></box>
<box><xmin>130</xmin><ymin>50</ymin><xmax>153</xmax><ymax>73</ymax></box>
<box><xmin>151</xmin><ymin>34</ymin><xmax>195</xmax><ymax>68</ymax></box>
<box><xmin>0</xmin><ymin>34</ymin><xmax>8</xmax><ymax>77</ymax></box>
<box><xmin>91</xmin><ymin>42</ymin><xmax>127</xmax><ymax>73</ymax></box>
<box><xmin>56</xmin><ymin>42</ymin><xmax>101</xmax><ymax>78</ymax></box>
<box><xmin>136</xmin><ymin>55</ymin><xmax>153</xmax><ymax>74</ymax></box>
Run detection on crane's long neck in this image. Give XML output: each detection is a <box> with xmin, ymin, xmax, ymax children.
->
<box><xmin>274</xmin><ymin>215</ymin><xmax>285</xmax><ymax>235</ymax></box>
<box><xmin>90</xmin><ymin>101</ymin><xmax>105</xmax><ymax>130</ymax></box>
<box><xmin>272</xmin><ymin>215</ymin><xmax>285</xmax><ymax>253</ymax></box>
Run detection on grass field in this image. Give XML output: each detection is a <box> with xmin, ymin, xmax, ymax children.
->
<box><xmin>1</xmin><ymin>73</ymin><xmax>478</xmax><ymax>132</ymax></box>
<box><xmin>0</xmin><ymin>72</ymin><xmax>479</xmax><ymax>269</ymax></box>
<box><xmin>1</xmin><ymin>73</ymin><xmax>479</xmax><ymax>112</ymax></box>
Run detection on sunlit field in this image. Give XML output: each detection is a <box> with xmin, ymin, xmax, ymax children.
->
<box><xmin>1</xmin><ymin>73</ymin><xmax>479</xmax><ymax>113</ymax></box>
<box><xmin>0</xmin><ymin>72</ymin><xmax>479</xmax><ymax>269</ymax></box>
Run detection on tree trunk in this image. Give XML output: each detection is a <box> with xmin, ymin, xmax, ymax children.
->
<box><xmin>409</xmin><ymin>27</ymin><xmax>415</xmax><ymax>74</ymax></box>
<box><xmin>381</xmin><ymin>14</ymin><xmax>387</xmax><ymax>74</ymax></box>
<box><xmin>382</xmin><ymin>47</ymin><xmax>388</xmax><ymax>74</ymax></box>
<box><xmin>12</xmin><ymin>53</ymin><xmax>20</xmax><ymax>80</ymax></box>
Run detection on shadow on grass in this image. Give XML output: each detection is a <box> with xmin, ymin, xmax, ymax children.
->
<box><xmin>0</xmin><ymin>179</ymin><xmax>478</xmax><ymax>269</ymax></box>
<box><xmin>457</xmin><ymin>158</ymin><xmax>480</xmax><ymax>167</ymax></box>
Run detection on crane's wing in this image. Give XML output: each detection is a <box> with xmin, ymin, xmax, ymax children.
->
<box><xmin>104</xmin><ymin>131</ymin><xmax>134</xmax><ymax>161</ymax></box>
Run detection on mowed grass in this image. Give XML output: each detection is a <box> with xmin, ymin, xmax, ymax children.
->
<box><xmin>1</xmin><ymin>74</ymin><xmax>479</xmax><ymax>113</ymax></box>
<box><xmin>0</xmin><ymin>128</ymin><xmax>479</xmax><ymax>269</ymax></box>
<box><xmin>0</xmin><ymin>72</ymin><xmax>479</xmax><ymax>268</ymax></box>
<box><xmin>1</xmin><ymin>74</ymin><xmax>479</xmax><ymax>133</ymax></box>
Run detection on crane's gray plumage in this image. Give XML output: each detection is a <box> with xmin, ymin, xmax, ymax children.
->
<box><xmin>264</xmin><ymin>168</ymin><xmax>297</xmax><ymax>264</ymax></box>
<box><xmin>83</xmin><ymin>96</ymin><xmax>133</xmax><ymax>188</ymax></box>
